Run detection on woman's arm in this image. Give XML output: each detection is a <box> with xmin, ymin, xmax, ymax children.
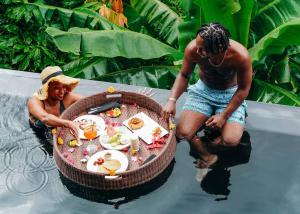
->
<box><xmin>27</xmin><ymin>97</ymin><xmax>78</xmax><ymax>136</ymax></box>
<box><xmin>64</xmin><ymin>92</ymin><xmax>84</xmax><ymax>108</ymax></box>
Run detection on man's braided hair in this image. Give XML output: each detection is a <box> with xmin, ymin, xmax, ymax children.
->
<box><xmin>196</xmin><ymin>23</ymin><xmax>231</xmax><ymax>54</ymax></box>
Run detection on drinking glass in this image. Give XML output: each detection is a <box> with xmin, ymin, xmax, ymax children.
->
<box><xmin>83</xmin><ymin>123</ymin><xmax>97</xmax><ymax>141</ymax></box>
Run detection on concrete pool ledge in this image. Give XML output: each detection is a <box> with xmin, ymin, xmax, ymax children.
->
<box><xmin>1</xmin><ymin>68</ymin><xmax>300</xmax><ymax>137</ymax></box>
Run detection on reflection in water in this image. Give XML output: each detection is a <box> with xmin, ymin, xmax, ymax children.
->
<box><xmin>60</xmin><ymin>159</ymin><xmax>175</xmax><ymax>209</ymax></box>
<box><xmin>195</xmin><ymin>130</ymin><xmax>252</xmax><ymax>201</ymax></box>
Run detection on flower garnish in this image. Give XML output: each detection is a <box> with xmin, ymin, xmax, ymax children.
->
<box><xmin>68</xmin><ymin>139</ymin><xmax>77</xmax><ymax>147</ymax></box>
<box><xmin>106</xmin><ymin>108</ymin><xmax>121</xmax><ymax>118</ymax></box>
<box><xmin>57</xmin><ymin>137</ymin><xmax>64</xmax><ymax>145</ymax></box>
<box><xmin>148</xmin><ymin>136</ymin><xmax>167</xmax><ymax>149</ymax></box>
<box><xmin>93</xmin><ymin>158</ymin><xmax>104</xmax><ymax>166</ymax></box>
<box><xmin>169</xmin><ymin>122</ymin><xmax>176</xmax><ymax>130</ymax></box>
<box><xmin>51</xmin><ymin>128</ymin><xmax>57</xmax><ymax>135</ymax></box>
<box><xmin>152</xmin><ymin>127</ymin><xmax>162</xmax><ymax>136</ymax></box>
<box><xmin>107</xmin><ymin>86</ymin><xmax>115</xmax><ymax>93</ymax></box>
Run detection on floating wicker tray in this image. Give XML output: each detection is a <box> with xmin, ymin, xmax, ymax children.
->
<box><xmin>53</xmin><ymin>91</ymin><xmax>176</xmax><ymax>190</ymax></box>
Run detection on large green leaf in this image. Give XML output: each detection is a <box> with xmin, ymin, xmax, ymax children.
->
<box><xmin>248</xmin><ymin>19</ymin><xmax>300</xmax><ymax>65</ymax></box>
<box><xmin>178</xmin><ymin>0</ymin><xmax>193</xmax><ymax>13</ymax></box>
<box><xmin>46</xmin><ymin>27</ymin><xmax>179</xmax><ymax>59</ymax></box>
<box><xmin>233</xmin><ymin>0</ymin><xmax>255</xmax><ymax>47</ymax></box>
<box><xmin>193</xmin><ymin>0</ymin><xmax>254</xmax><ymax>46</ymax></box>
<box><xmin>95</xmin><ymin>66</ymin><xmax>180</xmax><ymax>89</ymax></box>
<box><xmin>130</xmin><ymin>0</ymin><xmax>183</xmax><ymax>46</ymax></box>
<box><xmin>29</xmin><ymin>2</ymin><xmax>123</xmax><ymax>30</ymax></box>
<box><xmin>62</xmin><ymin>57</ymin><xmax>109</xmax><ymax>79</ymax></box>
<box><xmin>178</xmin><ymin>2</ymin><xmax>202</xmax><ymax>51</ymax></box>
<box><xmin>193</xmin><ymin>0</ymin><xmax>241</xmax><ymax>40</ymax></box>
<box><xmin>248</xmin><ymin>78</ymin><xmax>300</xmax><ymax>106</ymax></box>
<box><xmin>271</xmin><ymin>56</ymin><xmax>291</xmax><ymax>84</ymax></box>
<box><xmin>251</xmin><ymin>0</ymin><xmax>300</xmax><ymax>41</ymax></box>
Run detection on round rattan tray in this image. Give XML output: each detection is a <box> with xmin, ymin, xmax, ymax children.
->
<box><xmin>53</xmin><ymin>91</ymin><xmax>176</xmax><ymax>190</ymax></box>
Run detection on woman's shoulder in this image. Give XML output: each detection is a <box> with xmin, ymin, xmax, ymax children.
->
<box><xmin>28</xmin><ymin>96</ymin><xmax>43</xmax><ymax>107</ymax></box>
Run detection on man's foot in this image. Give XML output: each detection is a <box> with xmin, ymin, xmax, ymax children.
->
<box><xmin>196</xmin><ymin>154</ymin><xmax>218</xmax><ymax>169</ymax></box>
<box><xmin>195</xmin><ymin>168</ymin><xmax>209</xmax><ymax>182</ymax></box>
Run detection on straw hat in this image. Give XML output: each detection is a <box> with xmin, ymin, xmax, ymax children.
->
<box><xmin>34</xmin><ymin>66</ymin><xmax>79</xmax><ymax>100</ymax></box>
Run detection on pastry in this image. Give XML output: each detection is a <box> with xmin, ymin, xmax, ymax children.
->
<box><xmin>103</xmin><ymin>159</ymin><xmax>121</xmax><ymax>171</ymax></box>
<box><xmin>128</xmin><ymin>117</ymin><xmax>144</xmax><ymax>130</ymax></box>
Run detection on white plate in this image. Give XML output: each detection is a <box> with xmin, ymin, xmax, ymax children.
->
<box><xmin>73</xmin><ymin>115</ymin><xmax>105</xmax><ymax>140</ymax></box>
<box><xmin>86</xmin><ymin>150</ymin><xmax>128</xmax><ymax>177</ymax></box>
<box><xmin>99</xmin><ymin>126</ymin><xmax>135</xmax><ymax>150</ymax></box>
<box><xmin>123</xmin><ymin>112</ymin><xmax>168</xmax><ymax>144</ymax></box>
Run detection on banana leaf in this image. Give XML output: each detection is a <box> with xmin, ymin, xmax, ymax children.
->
<box><xmin>193</xmin><ymin>0</ymin><xmax>254</xmax><ymax>47</ymax></box>
<box><xmin>95</xmin><ymin>66</ymin><xmax>180</xmax><ymax>89</ymax></box>
<box><xmin>248</xmin><ymin>78</ymin><xmax>300</xmax><ymax>106</ymax></box>
<box><xmin>193</xmin><ymin>0</ymin><xmax>241</xmax><ymax>40</ymax></box>
<box><xmin>178</xmin><ymin>0</ymin><xmax>193</xmax><ymax>13</ymax></box>
<box><xmin>130</xmin><ymin>0</ymin><xmax>183</xmax><ymax>46</ymax></box>
<box><xmin>249</xmin><ymin>19</ymin><xmax>300</xmax><ymax>65</ymax></box>
<box><xmin>46</xmin><ymin>27</ymin><xmax>179</xmax><ymax>59</ymax></box>
<box><xmin>177</xmin><ymin>2</ymin><xmax>202</xmax><ymax>51</ymax></box>
<box><xmin>233</xmin><ymin>0</ymin><xmax>255</xmax><ymax>47</ymax></box>
<box><xmin>43</xmin><ymin>0</ymin><xmax>84</xmax><ymax>9</ymax></box>
<box><xmin>62</xmin><ymin>57</ymin><xmax>109</xmax><ymax>79</ymax></box>
<box><xmin>251</xmin><ymin>0</ymin><xmax>300</xmax><ymax>41</ymax></box>
<box><xmin>28</xmin><ymin>2</ymin><xmax>123</xmax><ymax>30</ymax></box>
<box><xmin>271</xmin><ymin>56</ymin><xmax>291</xmax><ymax>84</ymax></box>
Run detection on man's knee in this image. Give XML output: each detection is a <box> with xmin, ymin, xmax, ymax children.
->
<box><xmin>176</xmin><ymin>124</ymin><xmax>194</xmax><ymax>140</ymax></box>
<box><xmin>221</xmin><ymin>134</ymin><xmax>241</xmax><ymax>147</ymax></box>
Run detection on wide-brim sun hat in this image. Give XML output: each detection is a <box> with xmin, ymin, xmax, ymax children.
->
<box><xmin>34</xmin><ymin>66</ymin><xmax>79</xmax><ymax>100</ymax></box>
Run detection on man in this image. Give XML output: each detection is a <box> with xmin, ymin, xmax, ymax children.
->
<box><xmin>163</xmin><ymin>23</ymin><xmax>252</xmax><ymax>168</ymax></box>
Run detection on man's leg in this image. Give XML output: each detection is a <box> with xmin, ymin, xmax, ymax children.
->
<box><xmin>212</xmin><ymin>122</ymin><xmax>244</xmax><ymax>147</ymax></box>
<box><xmin>176</xmin><ymin>110</ymin><xmax>217</xmax><ymax>166</ymax></box>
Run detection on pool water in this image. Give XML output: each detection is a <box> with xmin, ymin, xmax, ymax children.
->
<box><xmin>1</xmin><ymin>93</ymin><xmax>300</xmax><ymax>214</ymax></box>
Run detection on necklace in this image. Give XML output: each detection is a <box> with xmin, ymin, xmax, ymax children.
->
<box><xmin>208</xmin><ymin>50</ymin><xmax>227</xmax><ymax>68</ymax></box>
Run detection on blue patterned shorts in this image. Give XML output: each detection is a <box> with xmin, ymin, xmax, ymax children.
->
<box><xmin>183</xmin><ymin>80</ymin><xmax>247</xmax><ymax>125</ymax></box>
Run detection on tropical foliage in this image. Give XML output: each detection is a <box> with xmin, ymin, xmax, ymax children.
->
<box><xmin>1</xmin><ymin>0</ymin><xmax>300</xmax><ymax>106</ymax></box>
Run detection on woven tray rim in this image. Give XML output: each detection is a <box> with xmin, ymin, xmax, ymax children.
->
<box><xmin>53</xmin><ymin>91</ymin><xmax>176</xmax><ymax>189</ymax></box>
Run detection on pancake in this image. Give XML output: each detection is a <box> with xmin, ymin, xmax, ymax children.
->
<box><xmin>128</xmin><ymin>117</ymin><xmax>144</xmax><ymax>130</ymax></box>
<box><xmin>102</xmin><ymin>159</ymin><xmax>121</xmax><ymax>171</ymax></box>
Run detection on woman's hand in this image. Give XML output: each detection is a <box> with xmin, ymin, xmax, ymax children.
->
<box><xmin>205</xmin><ymin>113</ymin><xmax>227</xmax><ymax>129</ymax></box>
<box><xmin>163</xmin><ymin>100</ymin><xmax>176</xmax><ymax>121</ymax></box>
<box><xmin>64</xmin><ymin>120</ymin><xmax>80</xmax><ymax>140</ymax></box>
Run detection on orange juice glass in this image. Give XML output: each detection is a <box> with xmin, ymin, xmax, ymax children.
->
<box><xmin>84</xmin><ymin>124</ymin><xmax>97</xmax><ymax>141</ymax></box>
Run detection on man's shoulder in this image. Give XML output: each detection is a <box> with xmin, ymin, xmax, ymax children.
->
<box><xmin>230</xmin><ymin>40</ymin><xmax>249</xmax><ymax>60</ymax></box>
<box><xmin>184</xmin><ymin>39</ymin><xmax>197</xmax><ymax>60</ymax></box>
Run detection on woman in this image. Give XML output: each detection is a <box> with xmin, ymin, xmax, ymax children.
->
<box><xmin>28</xmin><ymin>66</ymin><xmax>83</xmax><ymax>143</ymax></box>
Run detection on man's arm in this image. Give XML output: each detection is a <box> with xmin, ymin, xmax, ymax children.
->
<box><xmin>163</xmin><ymin>42</ymin><xmax>197</xmax><ymax>118</ymax></box>
<box><xmin>168</xmin><ymin>45</ymin><xmax>196</xmax><ymax>101</ymax></box>
<box><xmin>221</xmin><ymin>52</ymin><xmax>252</xmax><ymax>120</ymax></box>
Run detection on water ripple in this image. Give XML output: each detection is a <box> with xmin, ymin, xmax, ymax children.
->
<box><xmin>26</xmin><ymin>145</ymin><xmax>56</xmax><ymax>172</ymax></box>
<box><xmin>4</xmin><ymin>146</ymin><xmax>29</xmax><ymax>171</ymax></box>
<box><xmin>6</xmin><ymin>167</ymin><xmax>49</xmax><ymax>196</ymax></box>
<box><xmin>0</xmin><ymin>95</ymin><xmax>29</xmax><ymax>135</ymax></box>
<box><xmin>0</xmin><ymin>94</ymin><xmax>54</xmax><ymax>197</ymax></box>
<box><xmin>0</xmin><ymin>150</ymin><xmax>8</xmax><ymax>174</ymax></box>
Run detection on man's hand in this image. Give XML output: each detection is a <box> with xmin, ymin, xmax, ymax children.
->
<box><xmin>205</xmin><ymin>113</ymin><xmax>227</xmax><ymax>129</ymax></box>
<box><xmin>163</xmin><ymin>100</ymin><xmax>176</xmax><ymax>121</ymax></box>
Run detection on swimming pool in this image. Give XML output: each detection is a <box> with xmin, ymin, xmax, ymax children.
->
<box><xmin>1</xmin><ymin>70</ymin><xmax>300</xmax><ymax>213</ymax></box>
